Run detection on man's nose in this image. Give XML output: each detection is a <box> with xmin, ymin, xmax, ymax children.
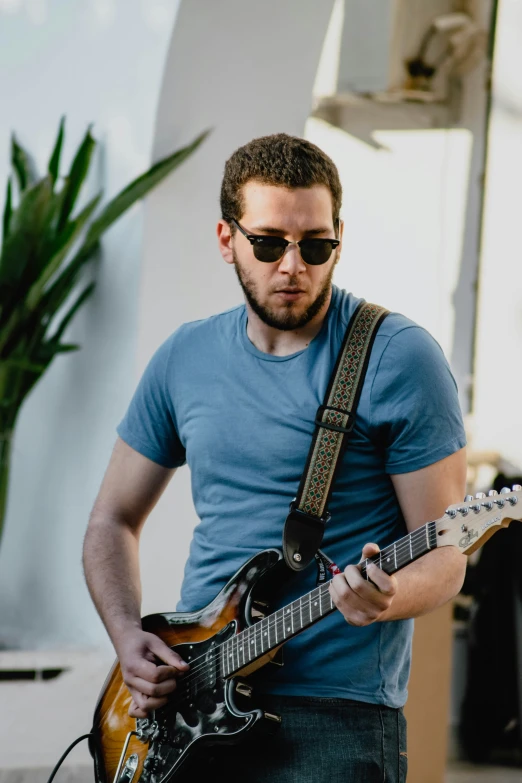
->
<box><xmin>277</xmin><ymin>243</ymin><xmax>306</xmax><ymax>272</ymax></box>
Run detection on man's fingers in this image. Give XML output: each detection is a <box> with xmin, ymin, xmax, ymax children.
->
<box><xmin>346</xmin><ymin>563</ymin><xmax>396</xmax><ymax>604</ymax></box>
<box><xmin>365</xmin><ymin>563</ymin><xmax>397</xmax><ymax>596</ymax></box>
<box><xmin>359</xmin><ymin>542</ymin><xmax>381</xmax><ymax>563</ymax></box>
<box><xmin>129</xmin><ymin>698</ymin><xmax>148</xmax><ymax>718</ymax></box>
<box><xmin>128</xmin><ymin>690</ymin><xmax>169</xmax><ymax>714</ymax></box>
<box><xmin>126</xmin><ymin>674</ymin><xmax>179</xmax><ymax>699</ymax></box>
<box><xmin>125</xmin><ymin>657</ymin><xmax>179</xmax><ymax>684</ymax></box>
<box><xmin>128</xmin><ymin>695</ymin><xmax>167</xmax><ymax>718</ymax></box>
<box><xmin>149</xmin><ymin>637</ymin><xmax>190</xmax><ymax>671</ymax></box>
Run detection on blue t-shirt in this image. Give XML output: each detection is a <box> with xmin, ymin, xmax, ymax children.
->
<box><xmin>117</xmin><ymin>286</ymin><xmax>466</xmax><ymax>708</ymax></box>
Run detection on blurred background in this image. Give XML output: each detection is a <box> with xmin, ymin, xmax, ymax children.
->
<box><xmin>0</xmin><ymin>1</ymin><xmax>521</xmax><ymax>781</ymax></box>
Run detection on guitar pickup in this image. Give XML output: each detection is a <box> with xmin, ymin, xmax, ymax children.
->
<box><xmin>251</xmin><ymin>600</ymin><xmax>269</xmax><ymax>619</ymax></box>
<box><xmin>235</xmin><ymin>680</ymin><xmax>253</xmax><ymax>698</ymax></box>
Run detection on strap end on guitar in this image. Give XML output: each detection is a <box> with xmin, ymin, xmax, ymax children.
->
<box><xmin>282</xmin><ymin>500</ymin><xmax>330</xmax><ymax>572</ymax></box>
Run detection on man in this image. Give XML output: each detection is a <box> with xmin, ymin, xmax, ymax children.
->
<box><xmin>83</xmin><ymin>133</ymin><xmax>467</xmax><ymax>782</ymax></box>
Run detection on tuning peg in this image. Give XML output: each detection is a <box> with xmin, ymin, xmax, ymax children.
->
<box><xmin>457</xmin><ymin>506</ymin><xmax>469</xmax><ymax>516</ymax></box>
<box><xmin>445</xmin><ymin>508</ymin><xmax>457</xmax><ymax>518</ymax></box>
<box><xmin>488</xmin><ymin>490</ymin><xmax>498</xmax><ymax>496</ymax></box>
<box><xmin>470</xmin><ymin>503</ymin><xmax>481</xmax><ymax>513</ymax></box>
<box><xmin>464</xmin><ymin>495</ymin><xmax>473</xmax><ymax>502</ymax></box>
<box><xmin>512</xmin><ymin>484</ymin><xmax>522</xmax><ymax>492</ymax></box>
<box><xmin>475</xmin><ymin>492</ymin><xmax>486</xmax><ymax>499</ymax></box>
<box><xmin>500</xmin><ymin>487</ymin><xmax>511</xmax><ymax>494</ymax></box>
<box><xmin>509</xmin><ymin>495</ymin><xmax>519</xmax><ymax>506</ymax></box>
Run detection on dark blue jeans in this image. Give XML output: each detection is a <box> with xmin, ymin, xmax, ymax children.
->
<box><xmin>202</xmin><ymin>695</ymin><xmax>408</xmax><ymax>782</ymax></box>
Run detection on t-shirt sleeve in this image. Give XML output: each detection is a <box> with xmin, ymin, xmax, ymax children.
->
<box><xmin>116</xmin><ymin>335</ymin><xmax>186</xmax><ymax>469</ymax></box>
<box><xmin>369</xmin><ymin>325</ymin><xmax>466</xmax><ymax>474</ymax></box>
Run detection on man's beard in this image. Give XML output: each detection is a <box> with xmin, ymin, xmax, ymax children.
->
<box><xmin>232</xmin><ymin>248</ymin><xmax>336</xmax><ymax>332</ymax></box>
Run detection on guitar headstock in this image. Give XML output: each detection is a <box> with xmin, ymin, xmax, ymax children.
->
<box><xmin>436</xmin><ymin>485</ymin><xmax>522</xmax><ymax>555</ymax></box>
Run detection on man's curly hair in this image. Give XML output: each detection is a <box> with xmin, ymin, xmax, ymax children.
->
<box><xmin>220</xmin><ymin>133</ymin><xmax>342</xmax><ymax>226</ymax></box>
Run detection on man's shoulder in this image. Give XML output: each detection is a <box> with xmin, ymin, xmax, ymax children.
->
<box><xmin>164</xmin><ymin>302</ymin><xmax>245</xmax><ymax>351</ymax></box>
<box><xmin>333</xmin><ymin>287</ymin><xmax>434</xmax><ymax>349</ymax></box>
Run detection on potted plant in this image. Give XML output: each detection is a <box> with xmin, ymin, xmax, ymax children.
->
<box><xmin>0</xmin><ymin>117</ymin><xmax>209</xmax><ymax>549</ymax></box>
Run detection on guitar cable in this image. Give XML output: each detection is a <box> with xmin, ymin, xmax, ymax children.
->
<box><xmin>45</xmin><ymin>733</ymin><xmax>93</xmax><ymax>783</ymax></box>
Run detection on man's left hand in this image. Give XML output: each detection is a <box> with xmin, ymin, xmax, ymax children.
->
<box><xmin>329</xmin><ymin>543</ymin><xmax>397</xmax><ymax>626</ymax></box>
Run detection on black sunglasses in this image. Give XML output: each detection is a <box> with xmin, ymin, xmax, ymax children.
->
<box><xmin>227</xmin><ymin>217</ymin><xmax>340</xmax><ymax>266</ymax></box>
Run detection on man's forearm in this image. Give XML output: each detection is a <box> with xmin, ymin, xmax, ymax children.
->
<box><xmin>380</xmin><ymin>545</ymin><xmax>466</xmax><ymax>622</ymax></box>
<box><xmin>83</xmin><ymin>512</ymin><xmax>143</xmax><ymax>646</ymax></box>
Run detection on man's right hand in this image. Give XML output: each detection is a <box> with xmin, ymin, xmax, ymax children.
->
<box><xmin>115</xmin><ymin>628</ymin><xmax>190</xmax><ymax>718</ymax></box>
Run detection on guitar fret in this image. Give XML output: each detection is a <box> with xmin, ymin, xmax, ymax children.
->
<box><xmin>394</xmin><ymin>542</ymin><xmax>397</xmax><ymax>570</ymax></box>
<box><xmin>247</xmin><ymin>626</ymin><xmax>254</xmax><ymax>663</ymax></box>
<box><xmin>409</xmin><ymin>535</ymin><xmax>413</xmax><ymax>562</ymax></box>
<box><xmin>299</xmin><ymin>596</ymin><xmax>303</xmax><ymax>631</ymax></box>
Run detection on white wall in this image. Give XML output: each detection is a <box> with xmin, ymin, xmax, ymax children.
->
<box><xmin>472</xmin><ymin>0</ymin><xmax>522</xmax><ymax>470</ymax></box>
<box><xmin>0</xmin><ymin>0</ymin><xmax>181</xmax><ymax>649</ymax></box>
<box><xmin>306</xmin><ymin>0</ymin><xmax>492</xmax><ymax>415</ymax></box>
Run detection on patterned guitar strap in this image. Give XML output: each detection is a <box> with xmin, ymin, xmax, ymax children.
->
<box><xmin>282</xmin><ymin>301</ymin><xmax>389</xmax><ymax>573</ymax></box>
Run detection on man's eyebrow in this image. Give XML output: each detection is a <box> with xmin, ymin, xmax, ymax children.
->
<box><xmin>250</xmin><ymin>225</ymin><xmax>333</xmax><ymax>235</ymax></box>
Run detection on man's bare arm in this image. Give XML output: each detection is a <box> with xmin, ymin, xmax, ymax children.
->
<box><xmin>330</xmin><ymin>448</ymin><xmax>468</xmax><ymax>625</ymax></box>
<box><xmin>83</xmin><ymin>437</ymin><xmax>188</xmax><ymax>716</ymax></box>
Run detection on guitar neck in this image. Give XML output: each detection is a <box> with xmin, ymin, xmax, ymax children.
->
<box><xmin>221</xmin><ymin>520</ymin><xmax>438</xmax><ymax>678</ymax></box>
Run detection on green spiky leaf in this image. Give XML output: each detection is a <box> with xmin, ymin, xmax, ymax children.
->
<box><xmin>0</xmin><ymin>176</ymin><xmax>53</xmax><ymax>292</ymax></box>
<box><xmin>48</xmin><ymin>282</ymin><xmax>95</xmax><ymax>345</ymax></box>
<box><xmin>2</xmin><ymin>178</ymin><xmax>12</xmax><ymax>245</ymax></box>
<box><xmin>48</xmin><ymin>116</ymin><xmax>65</xmax><ymax>186</ymax></box>
<box><xmin>26</xmin><ymin>194</ymin><xmax>101</xmax><ymax>311</ymax></box>
<box><xmin>11</xmin><ymin>133</ymin><xmax>39</xmax><ymax>193</ymax></box>
<box><xmin>82</xmin><ymin>128</ymin><xmax>211</xmax><ymax>254</ymax></box>
<box><xmin>57</xmin><ymin>124</ymin><xmax>96</xmax><ymax>232</ymax></box>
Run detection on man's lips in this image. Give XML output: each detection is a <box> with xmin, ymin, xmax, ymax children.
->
<box><xmin>275</xmin><ymin>289</ymin><xmax>305</xmax><ymax>300</ymax></box>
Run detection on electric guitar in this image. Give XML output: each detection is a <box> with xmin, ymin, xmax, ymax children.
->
<box><xmin>90</xmin><ymin>486</ymin><xmax>522</xmax><ymax>783</ymax></box>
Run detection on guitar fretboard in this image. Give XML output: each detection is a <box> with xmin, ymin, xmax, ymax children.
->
<box><xmin>220</xmin><ymin>520</ymin><xmax>437</xmax><ymax>678</ymax></box>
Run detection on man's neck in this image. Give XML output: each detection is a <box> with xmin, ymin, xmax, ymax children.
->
<box><xmin>245</xmin><ymin>289</ymin><xmax>333</xmax><ymax>357</ymax></box>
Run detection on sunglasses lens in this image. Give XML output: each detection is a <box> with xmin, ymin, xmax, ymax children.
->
<box><xmin>300</xmin><ymin>240</ymin><xmax>336</xmax><ymax>266</ymax></box>
<box><xmin>252</xmin><ymin>237</ymin><xmax>287</xmax><ymax>263</ymax></box>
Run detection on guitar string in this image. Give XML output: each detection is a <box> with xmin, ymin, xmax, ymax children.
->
<box><xmin>171</xmin><ymin>526</ymin><xmax>436</xmax><ymax>699</ymax></box>
<box><xmin>173</xmin><ymin>584</ymin><xmax>336</xmax><ymax>705</ymax></box>
<box><xmin>166</xmin><ymin>524</ymin><xmax>436</xmax><ymax>697</ymax></box>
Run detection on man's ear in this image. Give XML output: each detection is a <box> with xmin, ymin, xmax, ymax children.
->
<box><xmin>217</xmin><ymin>219</ymin><xmax>235</xmax><ymax>265</ymax></box>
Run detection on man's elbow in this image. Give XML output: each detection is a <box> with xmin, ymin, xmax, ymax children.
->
<box><xmin>446</xmin><ymin>548</ymin><xmax>467</xmax><ymax>598</ymax></box>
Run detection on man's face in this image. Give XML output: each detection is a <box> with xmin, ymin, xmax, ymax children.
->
<box><xmin>220</xmin><ymin>182</ymin><xmax>341</xmax><ymax>332</ymax></box>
